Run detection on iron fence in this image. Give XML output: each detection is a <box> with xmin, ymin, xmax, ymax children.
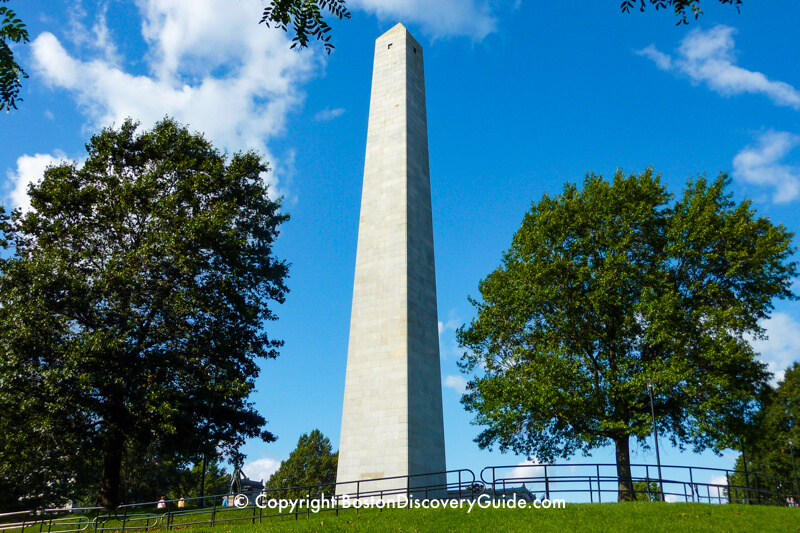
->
<box><xmin>480</xmin><ymin>462</ymin><xmax>798</xmax><ymax>506</ymax></box>
<box><xmin>1</xmin><ymin>462</ymin><xmax>796</xmax><ymax>533</ymax></box>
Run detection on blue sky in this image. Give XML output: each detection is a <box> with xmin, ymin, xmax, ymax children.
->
<box><xmin>3</xmin><ymin>0</ymin><xmax>800</xmax><ymax>495</ymax></box>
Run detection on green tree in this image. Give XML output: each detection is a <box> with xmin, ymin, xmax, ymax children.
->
<box><xmin>0</xmin><ymin>0</ymin><xmax>28</xmax><ymax>112</ymax></box>
<box><xmin>119</xmin><ymin>456</ymin><xmax>230</xmax><ymax>504</ymax></box>
<box><xmin>728</xmin><ymin>363</ymin><xmax>800</xmax><ymax>503</ymax></box>
<box><xmin>184</xmin><ymin>460</ymin><xmax>231</xmax><ymax>500</ymax></box>
<box><xmin>0</xmin><ymin>209</ymin><xmax>96</xmax><ymax>509</ymax></box>
<box><xmin>265</xmin><ymin>429</ymin><xmax>338</xmax><ymax>498</ymax></box>
<box><xmin>0</xmin><ymin>117</ymin><xmax>289</xmax><ymax>509</ymax></box>
<box><xmin>621</xmin><ymin>0</ymin><xmax>742</xmax><ymax>24</ymax></box>
<box><xmin>0</xmin><ymin>393</ymin><xmax>95</xmax><ymax>510</ymax></box>
<box><xmin>457</xmin><ymin>169</ymin><xmax>796</xmax><ymax>501</ymax></box>
<box><xmin>633</xmin><ymin>480</ymin><xmax>663</xmax><ymax>502</ymax></box>
<box><xmin>117</xmin><ymin>440</ymin><xmax>191</xmax><ymax>505</ymax></box>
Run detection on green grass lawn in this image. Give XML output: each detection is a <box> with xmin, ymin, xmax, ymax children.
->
<box><xmin>6</xmin><ymin>502</ymin><xmax>798</xmax><ymax>533</ymax></box>
<box><xmin>176</xmin><ymin>503</ymin><xmax>797</xmax><ymax>533</ymax></box>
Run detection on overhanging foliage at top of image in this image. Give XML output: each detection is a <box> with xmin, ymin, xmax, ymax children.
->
<box><xmin>0</xmin><ymin>0</ymin><xmax>28</xmax><ymax>112</ymax></box>
<box><xmin>621</xmin><ymin>0</ymin><xmax>743</xmax><ymax>24</ymax></box>
<box><xmin>260</xmin><ymin>0</ymin><xmax>351</xmax><ymax>54</ymax></box>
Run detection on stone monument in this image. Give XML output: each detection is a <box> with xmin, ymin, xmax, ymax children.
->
<box><xmin>336</xmin><ymin>23</ymin><xmax>446</xmax><ymax>498</ymax></box>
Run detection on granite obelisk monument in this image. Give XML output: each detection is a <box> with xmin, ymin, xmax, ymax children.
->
<box><xmin>336</xmin><ymin>24</ymin><xmax>446</xmax><ymax>496</ymax></box>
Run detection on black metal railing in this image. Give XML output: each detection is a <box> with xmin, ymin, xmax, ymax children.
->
<box><xmin>2</xmin><ymin>462</ymin><xmax>796</xmax><ymax>533</ymax></box>
<box><xmin>0</xmin><ymin>468</ymin><xmax>477</xmax><ymax>533</ymax></box>
<box><xmin>480</xmin><ymin>462</ymin><xmax>798</xmax><ymax>506</ymax></box>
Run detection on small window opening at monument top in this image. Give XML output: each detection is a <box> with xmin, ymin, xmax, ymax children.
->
<box><xmin>413</xmin><ymin>47</ymin><xmax>417</xmax><ymax>53</ymax></box>
<box><xmin>388</xmin><ymin>43</ymin><xmax>392</xmax><ymax>49</ymax></box>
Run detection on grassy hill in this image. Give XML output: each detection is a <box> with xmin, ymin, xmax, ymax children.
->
<box><xmin>6</xmin><ymin>501</ymin><xmax>796</xmax><ymax>533</ymax></box>
<box><xmin>181</xmin><ymin>502</ymin><xmax>795</xmax><ymax>533</ymax></box>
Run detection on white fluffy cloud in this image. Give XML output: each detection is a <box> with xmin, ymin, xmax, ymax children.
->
<box><xmin>242</xmin><ymin>457</ymin><xmax>282</xmax><ymax>483</ymax></box>
<box><xmin>6</xmin><ymin>152</ymin><xmax>69</xmax><ymax>211</ymax></box>
<box><xmin>506</xmin><ymin>459</ymin><xmax>543</xmax><ymax>482</ymax></box>
<box><xmin>29</xmin><ymin>0</ymin><xmax>319</xmax><ymax>192</ymax></box>
<box><xmin>314</xmin><ymin>107</ymin><xmax>346</xmax><ymax>122</ymax></box>
<box><xmin>733</xmin><ymin>130</ymin><xmax>800</xmax><ymax>203</ymax></box>
<box><xmin>350</xmin><ymin>0</ymin><xmax>497</xmax><ymax>40</ymax></box>
<box><xmin>437</xmin><ymin>318</ymin><xmax>459</xmax><ymax>338</ymax></box>
<box><xmin>709</xmin><ymin>474</ymin><xmax>728</xmax><ymax>488</ymax></box>
<box><xmin>748</xmin><ymin>312</ymin><xmax>800</xmax><ymax>385</ymax></box>
<box><xmin>637</xmin><ymin>25</ymin><xmax>800</xmax><ymax>109</ymax></box>
<box><xmin>443</xmin><ymin>375</ymin><xmax>468</xmax><ymax>394</ymax></box>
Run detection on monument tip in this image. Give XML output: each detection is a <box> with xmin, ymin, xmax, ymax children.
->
<box><xmin>384</xmin><ymin>22</ymin><xmax>409</xmax><ymax>35</ymax></box>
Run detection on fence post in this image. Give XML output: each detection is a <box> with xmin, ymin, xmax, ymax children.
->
<box><xmin>597</xmin><ymin>465</ymin><xmax>602</xmax><ymax>504</ymax></box>
<box><xmin>589</xmin><ymin>477</ymin><xmax>593</xmax><ymax>503</ymax></box>
<box><xmin>544</xmin><ymin>466</ymin><xmax>550</xmax><ymax>501</ymax></box>
<box><xmin>211</xmin><ymin>497</ymin><xmax>217</xmax><ymax>527</ymax></box>
<box><xmin>726</xmin><ymin>472</ymin><xmax>732</xmax><ymax>504</ymax></box>
<box><xmin>689</xmin><ymin>468</ymin><xmax>695</xmax><ymax>503</ymax></box>
<box><xmin>121</xmin><ymin>506</ymin><xmax>128</xmax><ymax>533</ymax></box>
<box><xmin>754</xmin><ymin>473</ymin><xmax>762</xmax><ymax>504</ymax></box>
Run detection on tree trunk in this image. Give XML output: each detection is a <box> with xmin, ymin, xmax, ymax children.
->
<box><xmin>98</xmin><ymin>429</ymin><xmax>125</xmax><ymax>509</ymax></box>
<box><xmin>615</xmin><ymin>434</ymin><xmax>636</xmax><ymax>502</ymax></box>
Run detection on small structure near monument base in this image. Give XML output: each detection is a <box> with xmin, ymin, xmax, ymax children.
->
<box><xmin>228</xmin><ymin>467</ymin><xmax>264</xmax><ymax>496</ymax></box>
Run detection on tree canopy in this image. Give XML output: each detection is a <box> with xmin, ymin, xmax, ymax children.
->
<box><xmin>457</xmin><ymin>169</ymin><xmax>796</xmax><ymax>501</ymax></box>
<box><xmin>118</xmin><ymin>458</ymin><xmax>230</xmax><ymax>505</ymax></box>
<box><xmin>0</xmin><ymin>0</ymin><xmax>28</xmax><ymax>112</ymax></box>
<box><xmin>0</xmin><ymin>117</ymin><xmax>289</xmax><ymax>509</ymax></box>
<box><xmin>265</xmin><ymin>429</ymin><xmax>338</xmax><ymax>498</ymax></box>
